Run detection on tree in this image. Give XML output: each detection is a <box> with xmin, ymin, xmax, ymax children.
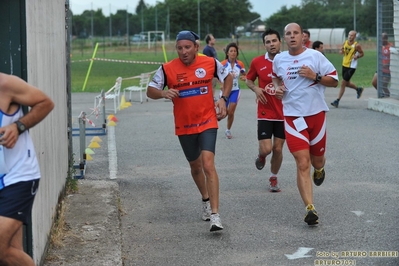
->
<box><xmin>135</xmin><ymin>0</ymin><xmax>148</xmax><ymax>15</ymax></box>
<box><xmin>266</xmin><ymin>0</ymin><xmax>378</xmax><ymax>36</ymax></box>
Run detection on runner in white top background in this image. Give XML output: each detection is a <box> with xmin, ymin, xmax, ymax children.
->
<box><xmin>272</xmin><ymin>22</ymin><xmax>338</xmax><ymax>226</ymax></box>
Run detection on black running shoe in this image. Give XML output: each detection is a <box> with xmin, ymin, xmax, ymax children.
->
<box><xmin>357</xmin><ymin>87</ymin><xmax>364</xmax><ymax>99</ymax></box>
<box><xmin>304</xmin><ymin>204</ymin><xmax>319</xmax><ymax>225</ymax></box>
<box><xmin>331</xmin><ymin>100</ymin><xmax>339</xmax><ymax>108</ymax></box>
<box><xmin>312</xmin><ymin>168</ymin><xmax>325</xmax><ymax>186</ymax></box>
<box><xmin>255</xmin><ymin>155</ymin><xmax>266</xmax><ymax>170</ymax></box>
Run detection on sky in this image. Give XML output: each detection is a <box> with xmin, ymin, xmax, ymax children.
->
<box><xmin>69</xmin><ymin>0</ymin><xmax>302</xmax><ymax>20</ymax></box>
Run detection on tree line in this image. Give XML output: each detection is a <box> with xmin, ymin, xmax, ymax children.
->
<box><xmin>70</xmin><ymin>0</ymin><xmax>387</xmax><ymax>40</ymax></box>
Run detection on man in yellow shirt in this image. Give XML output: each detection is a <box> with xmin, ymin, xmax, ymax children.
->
<box><xmin>331</xmin><ymin>30</ymin><xmax>364</xmax><ymax>108</ymax></box>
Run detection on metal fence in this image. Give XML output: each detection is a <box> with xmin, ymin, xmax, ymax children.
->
<box><xmin>377</xmin><ymin>0</ymin><xmax>399</xmax><ymax>99</ymax></box>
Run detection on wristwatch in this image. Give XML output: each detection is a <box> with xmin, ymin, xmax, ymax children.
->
<box><xmin>14</xmin><ymin>121</ymin><xmax>27</xmax><ymax>135</ymax></box>
<box><xmin>221</xmin><ymin>96</ymin><xmax>229</xmax><ymax>102</ymax></box>
<box><xmin>315</xmin><ymin>73</ymin><xmax>322</xmax><ymax>83</ymax></box>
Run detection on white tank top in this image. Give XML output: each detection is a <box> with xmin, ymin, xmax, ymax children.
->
<box><xmin>0</xmin><ymin>106</ymin><xmax>40</xmax><ymax>190</ymax></box>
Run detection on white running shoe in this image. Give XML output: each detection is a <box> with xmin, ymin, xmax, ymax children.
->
<box><xmin>269</xmin><ymin>176</ymin><xmax>281</xmax><ymax>192</ymax></box>
<box><xmin>202</xmin><ymin>200</ymin><xmax>211</xmax><ymax>221</ymax></box>
<box><xmin>225</xmin><ymin>130</ymin><xmax>232</xmax><ymax>139</ymax></box>
<box><xmin>210</xmin><ymin>213</ymin><xmax>223</xmax><ymax>231</ymax></box>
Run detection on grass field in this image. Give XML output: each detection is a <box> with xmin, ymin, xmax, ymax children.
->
<box><xmin>71</xmin><ymin>40</ymin><xmax>377</xmax><ymax>93</ymax></box>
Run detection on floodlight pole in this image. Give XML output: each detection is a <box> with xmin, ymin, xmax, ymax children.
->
<box><xmin>155</xmin><ymin>4</ymin><xmax>158</xmax><ymax>33</ymax></box>
<box><xmin>109</xmin><ymin>4</ymin><xmax>112</xmax><ymax>47</ymax></box>
<box><xmin>91</xmin><ymin>2</ymin><xmax>93</xmax><ymax>51</ymax></box>
<box><xmin>198</xmin><ymin>0</ymin><xmax>200</xmax><ymax>37</ymax></box>
<box><xmin>353</xmin><ymin>0</ymin><xmax>356</xmax><ymax>31</ymax></box>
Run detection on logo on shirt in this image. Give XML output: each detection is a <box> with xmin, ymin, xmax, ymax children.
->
<box><xmin>264</xmin><ymin>83</ymin><xmax>276</xmax><ymax>95</ymax></box>
<box><xmin>177</xmin><ymin>73</ymin><xmax>187</xmax><ymax>82</ymax></box>
<box><xmin>200</xmin><ymin>87</ymin><xmax>208</xmax><ymax>94</ymax></box>
<box><xmin>195</xmin><ymin>68</ymin><xmax>206</xmax><ymax>78</ymax></box>
<box><xmin>286</xmin><ymin>66</ymin><xmax>300</xmax><ymax>80</ymax></box>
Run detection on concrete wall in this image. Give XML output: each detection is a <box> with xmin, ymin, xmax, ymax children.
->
<box><xmin>25</xmin><ymin>0</ymin><xmax>69</xmax><ymax>264</ymax></box>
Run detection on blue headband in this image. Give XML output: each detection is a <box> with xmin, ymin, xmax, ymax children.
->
<box><xmin>176</xmin><ymin>30</ymin><xmax>200</xmax><ymax>43</ymax></box>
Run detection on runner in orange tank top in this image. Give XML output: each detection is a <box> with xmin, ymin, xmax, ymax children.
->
<box><xmin>147</xmin><ymin>30</ymin><xmax>233</xmax><ymax>232</ymax></box>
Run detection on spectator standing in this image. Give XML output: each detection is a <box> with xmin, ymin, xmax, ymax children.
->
<box><xmin>272</xmin><ymin>23</ymin><xmax>338</xmax><ymax>225</ymax></box>
<box><xmin>203</xmin><ymin>34</ymin><xmax>219</xmax><ymax>100</ymax></box>
<box><xmin>246</xmin><ymin>28</ymin><xmax>285</xmax><ymax>192</ymax></box>
<box><xmin>312</xmin><ymin>40</ymin><xmax>325</xmax><ymax>55</ymax></box>
<box><xmin>371</xmin><ymin>32</ymin><xmax>398</xmax><ymax>97</ymax></box>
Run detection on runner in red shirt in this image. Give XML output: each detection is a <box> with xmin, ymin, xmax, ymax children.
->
<box><xmin>302</xmin><ymin>29</ymin><xmax>313</xmax><ymax>48</ymax></box>
<box><xmin>246</xmin><ymin>28</ymin><xmax>285</xmax><ymax>192</ymax></box>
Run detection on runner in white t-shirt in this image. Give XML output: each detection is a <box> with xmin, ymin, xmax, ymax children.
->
<box><xmin>220</xmin><ymin>42</ymin><xmax>246</xmax><ymax>139</ymax></box>
<box><xmin>272</xmin><ymin>23</ymin><xmax>338</xmax><ymax>226</ymax></box>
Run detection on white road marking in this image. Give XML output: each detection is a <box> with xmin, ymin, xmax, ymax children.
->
<box><xmin>108</xmin><ymin>126</ymin><xmax>117</xmax><ymax>179</ymax></box>
<box><xmin>351</xmin><ymin>211</ymin><xmax>364</xmax><ymax>217</ymax></box>
<box><xmin>285</xmin><ymin>247</ymin><xmax>313</xmax><ymax>260</ymax></box>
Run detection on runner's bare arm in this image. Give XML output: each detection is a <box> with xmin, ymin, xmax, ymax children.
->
<box><xmin>147</xmin><ymin>86</ymin><xmax>179</xmax><ymax>100</ymax></box>
<box><xmin>0</xmin><ymin>73</ymin><xmax>54</xmax><ymax>148</ymax></box>
<box><xmin>355</xmin><ymin>44</ymin><xmax>364</xmax><ymax>59</ymax></box>
<box><xmin>1</xmin><ymin>73</ymin><xmax>54</xmax><ymax>129</ymax></box>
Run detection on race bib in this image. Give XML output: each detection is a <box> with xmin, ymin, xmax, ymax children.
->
<box><xmin>293</xmin><ymin>117</ymin><xmax>308</xmax><ymax>132</ymax></box>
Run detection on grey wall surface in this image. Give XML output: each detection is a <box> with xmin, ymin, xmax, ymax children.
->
<box><xmin>25</xmin><ymin>0</ymin><xmax>69</xmax><ymax>264</ymax></box>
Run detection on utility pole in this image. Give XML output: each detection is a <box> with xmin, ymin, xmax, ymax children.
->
<box><xmin>197</xmin><ymin>0</ymin><xmax>200</xmax><ymax>36</ymax></box>
<box><xmin>109</xmin><ymin>4</ymin><xmax>112</xmax><ymax>47</ymax></box>
<box><xmin>353</xmin><ymin>0</ymin><xmax>356</xmax><ymax>31</ymax></box>
<box><xmin>126</xmin><ymin>5</ymin><xmax>130</xmax><ymax>53</ymax></box>
<box><xmin>91</xmin><ymin>2</ymin><xmax>93</xmax><ymax>51</ymax></box>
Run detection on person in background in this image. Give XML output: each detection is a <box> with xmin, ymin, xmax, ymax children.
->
<box><xmin>272</xmin><ymin>22</ymin><xmax>338</xmax><ymax>226</ymax></box>
<box><xmin>371</xmin><ymin>32</ymin><xmax>398</xmax><ymax>97</ymax></box>
<box><xmin>0</xmin><ymin>72</ymin><xmax>54</xmax><ymax>265</ymax></box>
<box><xmin>147</xmin><ymin>30</ymin><xmax>233</xmax><ymax>232</ymax></box>
<box><xmin>303</xmin><ymin>29</ymin><xmax>313</xmax><ymax>48</ymax></box>
<box><xmin>331</xmin><ymin>30</ymin><xmax>364</xmax><ymax>108</ymax></box>
<box><xmin>246</xmin><ymin>28</ymin><xmax>285</xmax><ymax>192</ymax></box>
<box><xmin>312</xmin><ymin>40</ymin><xmax>324</xmax><ymax>55</ymax></box>
<box><xmin>220</xmin><ymin>42</ymin><xmax>246</xmax><ymax>139</ymax></box>
<box><xmin>203</xmin><ymin>33</ymin><xmax>219</xmax><ymax>101</ymax></box>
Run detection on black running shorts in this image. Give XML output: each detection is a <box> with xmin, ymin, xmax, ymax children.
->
<box><xmin>178</xmin><ymin>128</ymin><xmax>217</xmax><ymax>162</ymax></box>
<box><xmin>342</xmin><ymin>66</ymin><xmax>356</xmax><ymax>82</ymax></box>
<box><xmin>0</xmin><ymin>179</ymin><xmax>40</xmax><ymax>224</ymax></box>
<box><xmin>257</xmin><ymin>120</ymin><xmax>285</xmax><ymax>140</ymax></box>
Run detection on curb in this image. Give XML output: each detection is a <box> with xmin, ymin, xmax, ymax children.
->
<box><xmin>44</xmin><ymin>180</ymin><xmax>122</xmax><ymax>266</ymax></box>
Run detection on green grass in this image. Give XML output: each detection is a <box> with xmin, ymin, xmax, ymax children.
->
<box><xmin>325</xmin><ymin>51</ymin><xmax>377</xmax><ymax>89</ymax></box>
<box><xmin>71</xmin><ymin>49</ymin><xmax>169</xmax><ymax>92</ymax></box>
<box><xmin>71</xmin><ymin>45</ymin><xmax>377</xmax><ymax>92</ymax></box>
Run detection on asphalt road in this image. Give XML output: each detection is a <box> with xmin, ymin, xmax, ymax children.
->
<box><xmin>71</xmin><ymin>87</ymin><xmax>399</xmax><ymax>266</ymax></box>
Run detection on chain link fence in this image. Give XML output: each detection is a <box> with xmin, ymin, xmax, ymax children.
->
<box><xmin>377</xmin><ymin>0</ymin><xmax>399</xmax><ymax>99</ymax></box>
